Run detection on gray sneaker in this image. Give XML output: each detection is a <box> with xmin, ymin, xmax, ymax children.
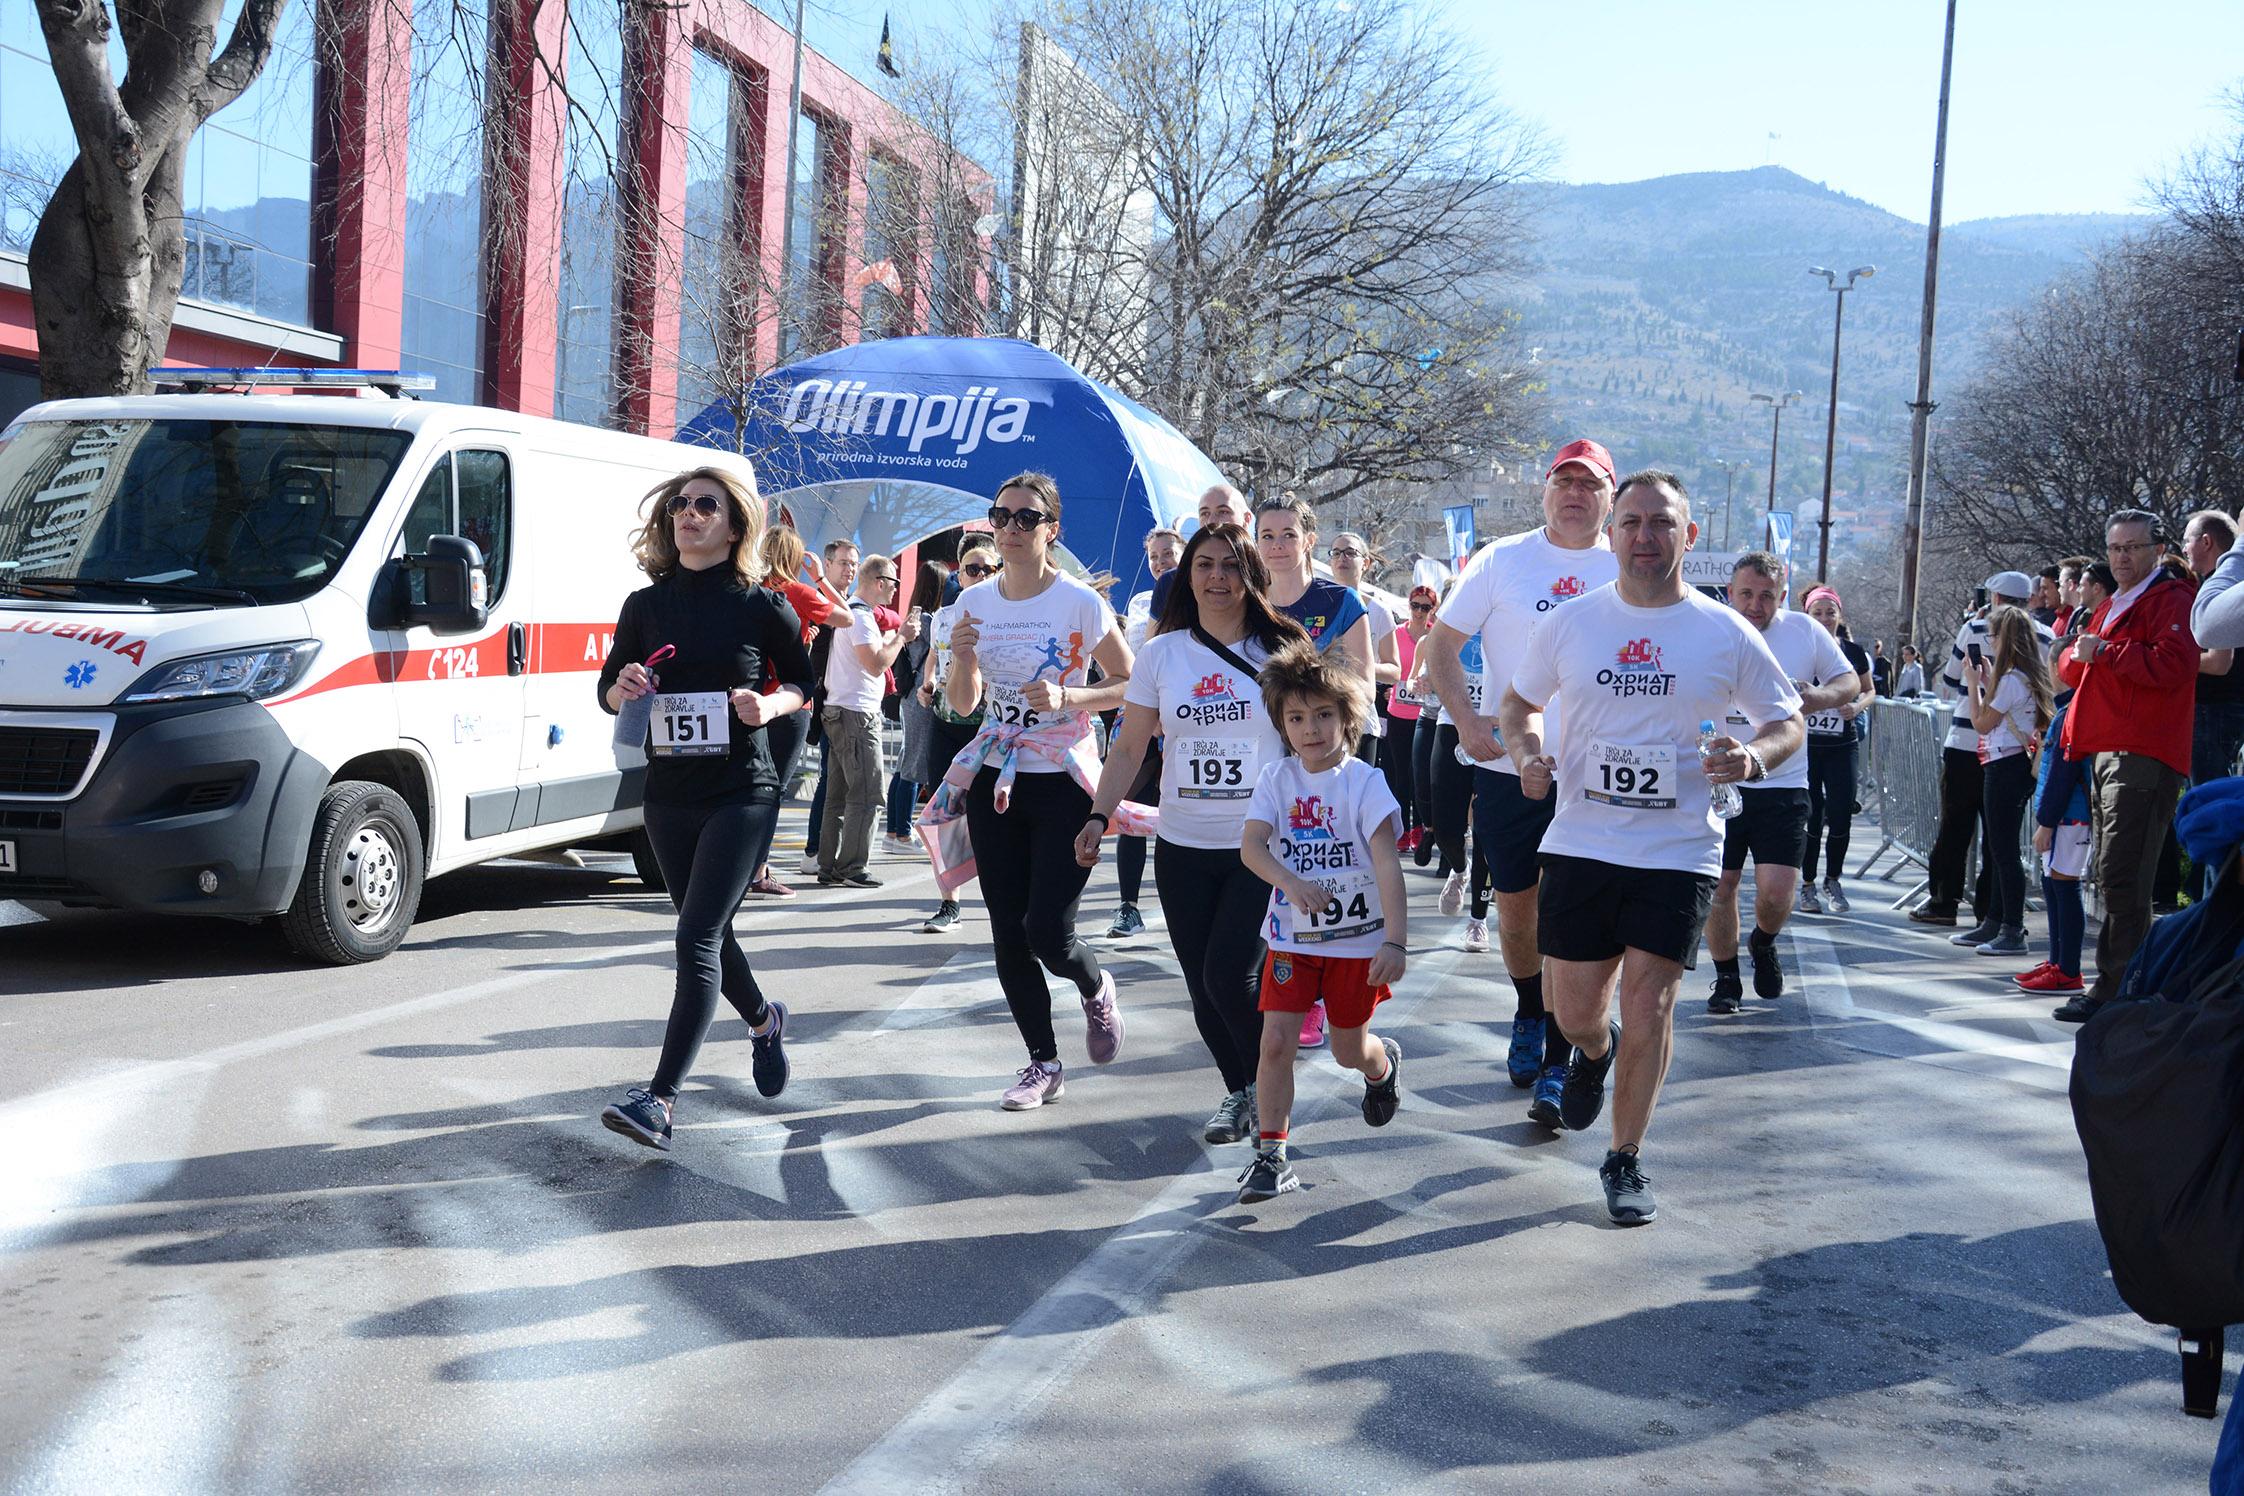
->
<box><xmin>1820</xmin><ymin>877</ymin><xmax>1851</xmax><ymax>914</ymax></box>
<box><xmin>1203</xmin><ymin>1085</ymin><xmax>1256</xmax><ymax>1144</ymax></box>
<box><xmin>1795</xmin><ymin>881</ymin><xmax>1823</xmax><ymax>915</ymax></box>
<box><xmin>1105</xmin><ymin>904</ymin><xmax>1145</xmax><ymax>939</ymax></box>
<box><xmin>1600</xmin><ymin>1147</ymin><xmax>1657</xmax><ymax>1225</ymax></box>
<box><xmin>1237</xmin><ymin>1145</ymin><xmax>1298</xmax><ymax>1203</ymax></box>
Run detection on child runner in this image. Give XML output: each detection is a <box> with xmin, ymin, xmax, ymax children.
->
<box><xmin>1236</xmin><ymin>644</ymin><xmax>1410</xmax><ymax>1201</ymax></box>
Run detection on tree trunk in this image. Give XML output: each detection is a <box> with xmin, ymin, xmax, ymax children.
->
<box><xmin>26</xmin><ymin>160</ymin><xmax>159</xmax><ymax>398</ymax></box>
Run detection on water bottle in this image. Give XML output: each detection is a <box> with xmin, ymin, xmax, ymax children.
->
<box><xmin>1454</xmin><ymin>720</ymin><xmax>1502</xmax><ymax>768</ymax></box>
<box><xmin>1699</xmin><ymin>720</ymin><xmax>1743</xmax><ymax>820</ymax></box>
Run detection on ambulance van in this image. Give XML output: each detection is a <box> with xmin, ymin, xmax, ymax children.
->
<box><xmin>0</xmin><ymin>381</ymin><xmax>757</xmax><ymax>962</ymax></box>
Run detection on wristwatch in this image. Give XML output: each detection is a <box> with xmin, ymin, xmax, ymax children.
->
<box><xmin>1742</xmin><ymin>745</ymin><xmax>1768</xmax><ymax>782</ymax></box>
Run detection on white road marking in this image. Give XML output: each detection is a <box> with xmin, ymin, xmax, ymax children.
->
<box><xmin>1790</xmin><ymin>922</ymin><xmax>2073</xmax><ymax>1094</ymax></box>
<box><xmin>0</xmin><ymin>898</ymin><xmax>45</xmax><ymax>928</ymax></box>
<box><xmin>818</xmin><ymin>939</ymin><xmax>1468</xmax><ymax>1496</ymax></box>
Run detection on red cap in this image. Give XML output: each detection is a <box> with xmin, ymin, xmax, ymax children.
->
<box><xmin>1545</xmin><ymin>438</ymin><xmax>1616</xmax><ymax>486</ymax></box>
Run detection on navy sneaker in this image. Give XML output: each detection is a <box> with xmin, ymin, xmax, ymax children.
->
<box><xmin>1361</xmin><ymin>1037</ymin><xmax>1402</xmax><ymax>1127</ymax></box>
<box><xmin>750</xmin><ymin>1000</ymin><xmax>790</xmax><ymax>1098</ymax></box>
<box><xmin>1527</xmin><ymin>1062</ymin><xmax>1567</xmax><ymax>1128</ymax></box>
<box><xmin>1600</xmin><ymin>1147</ymin><xmax>1657</xmax><ymax>1225</ymax></box>
<box><xmin>1560</xmin><ymin>1021</ymin><xmax>1620</xmax><ymax>1132</ymax></box>
<box><xmin>1707</xmin><ymin>972</ymin><xmax>1743</xmax><ymax>1015</ymax></box>
<box><xmin>1237</xmin><ymin>1145</ymin><xmax>1298</xmax><ymax>1202</ymax></box>
<box><xmin>1506</xmin><ymin>1014</ymin><xmax>1545</xmax><ymax>1087</ymax></box>
<box><xmin>600</xmin><ymin>1087</ymin><xmax>673</xmax><ymax>1151</ymax></box>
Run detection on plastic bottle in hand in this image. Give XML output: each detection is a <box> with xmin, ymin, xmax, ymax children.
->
<box><xmin>1700</xmin><ymin>720</ymin><xmax>1743</xmax><ymax>820</ymax></box>
<box><xmin>1454</xmin><ymin>720</ymin><xmax>1503</xmax><ymax>768</ymax></box>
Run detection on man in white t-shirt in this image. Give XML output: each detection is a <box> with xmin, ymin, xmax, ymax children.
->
<box><xmin>1502</xmin><ymin>471</ymin><xmax>1802</xmax><ymax>1225</ymax></box>
<box><xmin>1422</xmin><ymin>437</ymin><xmax>1619</xmax><ymax>1123</ymax></box>
<box><xmin>818</xmin><ymin>554</ymin><xmax>916</xmax><ymax>887</ymax></box>
<box><xmin>1704</xmin><ymin>553</ymin><xmax>1859</xmax><ymax>1013</ymax></box>
<box><xmin>1330</xmin><ymin>531</ymin><xmax>1401</xmax><ymax>764</ymax></box>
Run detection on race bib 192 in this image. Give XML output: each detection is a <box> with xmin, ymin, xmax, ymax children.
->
<box><xmin>651</xmin><ymin>692</ymin><xmax>730</xmax><ymax>757</ymax></box>
<box><xmin>1584</xmin><ymin>740</ymin><xmax>1676</xmax><ymax>810</ymax></box>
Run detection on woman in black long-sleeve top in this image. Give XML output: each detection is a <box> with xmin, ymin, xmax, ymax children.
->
<box><xmin>595</xmin><ymin>465</ymin><xmax>817</xmax><ymax>1151</ymax></box>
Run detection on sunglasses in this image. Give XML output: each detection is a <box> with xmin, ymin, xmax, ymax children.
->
<box><xmin>666</xmin><ymin>493</ymin><xmax>725</xmax><ymax>517</ymax></box>
<box><xmin>987</xmin><ymin>505</ymin><xmax>1053</xmax><ymax>531</ymax></box>
<box><xmin>960</xmin><ymin>562</ymin><xmax>996</xmax><ymax>577</ymax></box>
<box><xmin>1409</xmin><ymin>602</ymin><xmax>1434</xmax><ymax>613</ymax></box>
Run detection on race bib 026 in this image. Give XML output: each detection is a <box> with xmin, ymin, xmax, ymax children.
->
<box><xmin>651</xmin><ymin>692</ymin><xmax>731</xmax><ymax>757</ymax></box>
<box><xmin>1584</xmin><ymin>740</ymin><xmax>1677</xmax><ymax>810</ymax></box>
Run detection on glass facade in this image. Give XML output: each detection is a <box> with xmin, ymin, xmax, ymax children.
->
<box><xmin>1</xmin><ymin>0</ymin><xmax>317</xmax><ymax>327</ymax></box>
<box><xmin>781</xmin><ymin>108</ymin><xmax>836</xmax><ymax>360</ymax></box>
<box><xmin>677</xmin><ymin>49</ymin><xmax>743</xmax><ymax>419</ymax></box>
<box><xmin>553</xmin><ymin>0</ymin><xmax>625</xmax><ymax>425</ymax></box>
<box><xmin>859</xmin><ymin>153</ymin><xmax>912</xmax><ymax>341</ymax></box>
<box><xmin>401</xmin><ymin>0</ymin><xmax>491</xmax><ymax>403</ymax></box>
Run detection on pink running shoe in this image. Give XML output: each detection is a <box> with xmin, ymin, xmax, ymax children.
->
<box><xmin>1298</xmin><ymin>1001</ymin><xmax>1328</xmax><ymax>1048</ymax></box>
<box><xmin>1082</xmin><ymin>970</ymin><xmax>1124</xmax><ymax>1063</ymax></box>
<box><xmin>1001</xmin><ymin>1061</ymin><xmax>1065</xmax><ymax>1110</ymax></box>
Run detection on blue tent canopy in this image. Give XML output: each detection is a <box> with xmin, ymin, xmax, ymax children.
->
<box><xmin>675</xmin><ymin>337</ymin><xmax>1223</xmax><ymax>597</ymax></box>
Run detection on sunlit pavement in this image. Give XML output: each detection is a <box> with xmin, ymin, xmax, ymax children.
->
<box><xmin>0</xmin><ymin>808</ymin><xmax>2224</xmax><ymax>1493</ymax></box>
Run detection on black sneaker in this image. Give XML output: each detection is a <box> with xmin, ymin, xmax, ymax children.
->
<box><xmin>1949</xmin><ymin>918</ymin><xmax>2000</xmax><ymax>947</ymax></box>
<box><xmin>1412</xmin><ymin>832</ymin><xmax>1434</xmax><ymax>868</ymax></box>
<box><xmin>749</xmin><ymin>1000</ymin><xmax>790</xmax><ymax>1098</ymax></box>
<box><xmin>1906</xmin><ymin>902</ymin><xmax>1958</xmax><ymax>926</ymax></box>
<box><xmin>1750</xmin><ymin>938</ymin><xmax>1784</xmax><ymax>998</ymax></box>
<box><xmin>1707</xmin><ymin>972</ymin><xmax>1743</xmax><ymax>1015</ymax></box>
<box><xmin>920</xmin><ymin>901</ymin><xmax>962</xmax><ymax>933</ymax></box>
<box><xmin>2052</xmin><ymin>993</ymin><xmax>2104</xmax><ymax>1024</ymax></box>
<box><xmin>839</xmin><ymin>871</ymin><xmax>882</xmax><ymax>889</ymax></box>
<box><xmin>600</xmin><ymin>1087</ymin><xmax>673</xmax><ymax>1151</ymax></box>
<box><xmin>1236</xmin><ymin>1146</ymin><xmax>1298</xmax><ymax>1202</ymax></box>
<box><xmin>1561</xmin><ymin>1021</ymin><xmax>1619</xmax><ymax>1132</ymax></box>
<box><xmin>1361</xmin><ymin>1037</ymin><xmax>1402</xmax><ymax>1127</ymax></box>
<box><xmin>1600</xmin><ymin>1147</ymin><xmax>1657</xmax><ymax>1225</ymax></box>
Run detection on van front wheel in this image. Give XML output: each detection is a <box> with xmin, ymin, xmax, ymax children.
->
<box><xmin>280</xmin><ymin>781</ymin><xmax>425</xmax><ymax>963</ymax></box>
<box><xmin>629</xmin><ymin>828</ymin><xmax>667</xmax><ymax>891</ymax></box>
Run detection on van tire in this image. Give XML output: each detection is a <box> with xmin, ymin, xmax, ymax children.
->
<box><xmin>280</xmin><ymin>781</ymin><xmax>425</xmax><ymax>964</ymax></box>
<box><xmin>629</xmin><ymin>828</ymin><xmax>667</xmax><ymax>892</ymax></box>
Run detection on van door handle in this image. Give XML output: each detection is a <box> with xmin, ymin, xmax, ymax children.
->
<box><xmin>507</xmin><ymin>621</ymin><xmax>527</xmax><ymax>676</ymax></box>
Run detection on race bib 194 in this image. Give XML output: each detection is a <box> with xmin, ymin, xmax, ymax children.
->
<box><xmin>651</xmin><ymin>692</ymin><xmax>731</xmax><ymax>756</ymax></box>
<box><xmin>1285</xmin><ymin>864</ymin><xmax>1382</xmax><ymax>944</ymax></box>
<box><xmin>1584</xmin><ymin>740</ymin><xmax>1676</xmax><ymax>810</ymax></box>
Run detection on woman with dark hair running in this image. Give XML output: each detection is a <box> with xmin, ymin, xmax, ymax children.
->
<box><xmin>928</xmin><ymin>473</ymin><xmax>1136</xmax><ymax>1110</ymax></box>
<box><xmin>1075</xmin><ymin>524</ymin><xmax>1309</xmax><ymax>1143</ymax></box>
<box><xmin>597</xmin><ymin>466</ymin><xmax>816</xmax><ymax>1150</ymax></box>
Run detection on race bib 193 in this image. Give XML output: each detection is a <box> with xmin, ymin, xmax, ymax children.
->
<box><xmin>651</xmin><ymin>692</ymin><xmax>731</xmax><ymax>757</ymax></box>
<box><xmin>1584</xmin><ymin>740</ymin><xmax>1676</xmax><ymax>810</ymax></box>
<box><xmin>1174</xmin><ymin>736</ymin><xmax>1253</xmax><ymax>799</ymax></box>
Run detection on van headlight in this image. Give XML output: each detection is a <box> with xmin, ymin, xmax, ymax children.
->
<box><xmin>121</xmin><ymin>640</ymin><xmax>323</xmax><ymax>703</ymax></box>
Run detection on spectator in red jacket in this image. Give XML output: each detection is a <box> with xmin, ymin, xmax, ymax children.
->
<box><xmin>2051</xmin><ymin>508</ymin><xmax>2200</xmax><ymax>1023</ymax></box>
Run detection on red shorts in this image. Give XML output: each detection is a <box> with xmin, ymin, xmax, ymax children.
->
<box><xmin>1259</xmin><ymin>948</ymin><xmax>1389</xmax><ymax>1030</ymax></box>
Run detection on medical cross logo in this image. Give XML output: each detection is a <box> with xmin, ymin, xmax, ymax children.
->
<box><xmin>64</xmin><ymin>660</ymin><xmax>96</xmax><ymax>689</ymax></box>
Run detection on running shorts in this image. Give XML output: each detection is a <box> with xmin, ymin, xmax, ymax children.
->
<box><xmin>1473</xmin><ymin>766</ymin><xmax>1555</xmax><ymax>895</ymax></box>
<box><xmin>1538</xmin><ymin>852</ymin><xmax>1717</xmax><ymax>969</ymax></box>
<box><xmin>1260</xmin><ymin>948</ymin><xmax>1390</xmax><ymax>1030</ymax></box>
<box><xmin>1720</xmin><ymin>787</ymin><xmax>1811</xmax><ymax>872</ymax></box>
<box><xmin>2042</xmin><ymin>821</ymin><xmax>2091</xmax><ymax>881</ymax></box>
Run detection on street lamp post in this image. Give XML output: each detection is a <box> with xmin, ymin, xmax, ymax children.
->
<box><xmin>1749</xmin><ymin>391</ymin><xmax>1801</xmax><ymax>553</ymax></box>
<box><xmin>1712</xmin><ymin>456</ymin><xmax>1750</xmax><ymax>550</ymax></box>
<box><xmin>1808</xmin><ymin>265</ymin><xmax>1875</xmax><ymax>582</ymax></box>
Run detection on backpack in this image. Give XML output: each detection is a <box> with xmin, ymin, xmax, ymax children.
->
<box><xmin>2071</xmin><ymin>887</ymin><xmax>2244</xmax><ymax>1418</ymax></box>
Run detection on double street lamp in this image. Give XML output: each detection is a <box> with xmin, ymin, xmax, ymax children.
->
<box><xmin>1711</xmin><ymin>456</ymin><xmax>1752</xmax><ymax>551</ymax></box>
<box><xmin>1749</xmin><ymin>390</ymin><xmax>1802</xmax><ymax>554</ymax></box>
<box><xmin>1808</xmin><ymin>264</ymin><xmax>1875</xmax><ymax>581</ymax></box>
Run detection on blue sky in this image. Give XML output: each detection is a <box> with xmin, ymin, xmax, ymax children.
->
<box><xmin>815</xmin><ymin>0</ymin><xmax>2240</xmax><ymax>224</ymax></box>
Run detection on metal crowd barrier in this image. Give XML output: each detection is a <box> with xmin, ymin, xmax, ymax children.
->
<box><xmin>1856</xmin><ymin>697</ymin><xmax>1947</xmax><ymax>899</ymax></box>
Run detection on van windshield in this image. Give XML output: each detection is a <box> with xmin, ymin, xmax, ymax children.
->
<box><xmin>0</xmin><ymin>418</ymin><xmax>413</xmax><ymax>606</ymax></box>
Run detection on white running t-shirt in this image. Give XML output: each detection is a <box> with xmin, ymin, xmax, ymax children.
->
<box><xmin>1722</xmin><ymin>610</ymin><xmax>1852</xmax><ymax>792</ymax></box>
<box><xmin>1247</xmin><ymin>754</ymin><xmax>1403</xmax><ymax>959</ymax></box>
<box><xmin>1436</xmin><ymin>526</ymin><xmax>1618</xmax><ymax>775</ymax></box>
<box><xmin>1124</xmin><ymin>629</ymin><xmax>1283</xmax><ymax>849</ymax></box>
<box><xmin>1511</xmin><ymin>583</ymin><xmax>1801</xmax><ymax>877</ymax></box>
<box><xmin>954</xmin><ymin>571</ymin><xmax>1115</xmax><ymax>770</ymax></box>
<box><xmin>1360</xmin><ymin>593</ymin><xmax>1396</xmax><ymax>740</ymax></box>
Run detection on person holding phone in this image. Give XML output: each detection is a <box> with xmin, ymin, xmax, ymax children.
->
<box><xmin>1963</xmin><ymin>607</ymin><xmax>2055</xmax><ymax>957</ymax></box>
<box><xmin>596</xmin><ymin>467</ymin><xmax>816</xmax><ymax>1151</ymax></box>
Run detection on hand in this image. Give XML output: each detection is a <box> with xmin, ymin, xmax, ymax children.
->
<box><xmin>916</xmin><ymin>683</ymin><xmax>935</xmax><ymax>708</ymax></box>
<box><xmin>1836</xmin><ymin>698</ymin><xmax>1862</xmax><ymax>721</ymax></box>
<box><xmin>1073</xmin><ymin>819</ymin><xmax>1106</xmax><ymax>867</ymax></box>
<box><xmin>616</xmin><ymin>662</ymin><xmax>656</xmax><ymax>701</ymax></box>
<box><xmin>1368</xmin><ymin>941</ymin><xmax>1406</xmax><ymax>988</ymax></box>
<box><xmin>1457</xmin><ymin>713</ymin><xmax>1501</xmax><ymax>764</ymax></box>
<box><xmin>731</xmin><ymin>689</ymin><xmax>777</xmax><ymax>727</ymax></box>
<box><xmin>1282</xmin><ymin>876</ymin><xmax>1329</xmax><ymax>918</ymax></box>
<box><xmin>1702</xmin><ymin>733</ymin><xmax>1752</xmax><ymax>784</ymax></box>
<box><xmin>1967</xmin><ymin>658</ymin><xmax>1993</xmax><ymax>691</ymax></box>
<box><xmin>950</xmin><ymin>612</ymin><xmax>980</xmax><ymax>665</ymax></box>
<box><xmin>803</xmin><ymin>554</ymin><xmax>825</xmax><ymax>584</ymax></box>
<box><xmin>1519</xmin><ymin>752</ymin><xmax>1556</xmax><ymax>800</ymax></box>
<box><xmin>2033</xmin><ymin>824</ymin><xmax>2053</xmax><ymax>856</ymax></box>
<box><xmin>1023</xmin><ymin>679</ymin><xmax>1066</xmax><ymax>712</ymax></box>
<box><xmin>2072</xmin><ymin>633</ymin><xmax>2105</xmax><ymax>664</ymax></box>
<box><xmin>899</xmin><ymin>608</ymin><xmax>923</xmax><ymax>643</ymax></box>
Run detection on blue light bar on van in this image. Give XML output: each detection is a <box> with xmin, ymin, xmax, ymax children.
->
<box><xmin>152</xmin><ymin>368</ymin><xmax>437</xmax><ymax>396</ymax></box>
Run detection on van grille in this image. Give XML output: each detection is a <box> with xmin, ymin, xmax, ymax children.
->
<box><xmin>0</xmin><ymin>728</ymin><xmax>97</xmax><ymax>796</ymax></box>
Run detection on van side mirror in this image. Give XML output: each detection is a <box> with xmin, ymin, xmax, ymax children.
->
<box><xmin>372</xmin><ymin>535</ymin><xmax>488</xmax><ymax>634</ymax></box>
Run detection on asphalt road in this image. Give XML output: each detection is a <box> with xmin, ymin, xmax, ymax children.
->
<box><xmin>0</xmin><ymin>807</ymin><xmax>2228</xmax><ymax>1494</ymax></box>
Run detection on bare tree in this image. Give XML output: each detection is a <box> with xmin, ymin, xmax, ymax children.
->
<box><xmin>28</xmin><ymin>0</ymin><xmax>295</xmax><ymax>396</ymax></box>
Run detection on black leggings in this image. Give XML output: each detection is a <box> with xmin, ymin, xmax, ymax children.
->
<box><xmin>1981</xmin><ymin>752</ymin><xmax>2034</xmax><ymax>929</ymax></box>
<box><xmin>1800</xmin><ymin>738</ymin><xmax>1858</xmax><ymax>883</ymax></box>
<box><xmin>745</xmin><ymin>710</ymin><xmax>811</xmax><ymax>874</ymax></box>
<box><xmin>1154</xmin><ymin>838</ymin><xmax>1267</xmax><ymax>1093</ymax></box>
<box><xmin>1411</xmin><ymin>716</ymin><xmax>1439</xmax><ymax>836</ymax></box>
<box><xmin>1382</xmin><ymin>712</ymin><xmax>1417</xmax><ymax>829</ymax></box>
<box><xmin>966</xmin><ymin>767</ymin><xmax>1103</xmax><ymax>1063</ymax></box>
<box><xmin>1115</xmin><ymin>742</ymin><xmax>1162</xmax><ymax>906</ymax></box>
<box><xmin>642</xmin><ymin>795</ymin><xmax>779</xmax><ymax>1098</ymax></box>
<box><xmin>1431</xmin><ymin>723</ymin><xmax>1491</xmax><ymax>918</ymax></box>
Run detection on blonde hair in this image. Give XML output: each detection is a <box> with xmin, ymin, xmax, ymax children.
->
<box><xmin>1986</xmin><ymin>605</ymin><xmax>2054</xmax><ymax>736</ymax></box>
<box><xmin>759</xmin><ymin>524</ymin><xmax>806</xmax><ymax>587</ymax></box>
<box><xmin>631</xmin><ymin>466</ymin><xmax>764</xmax><ymax>586</ymax></box>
